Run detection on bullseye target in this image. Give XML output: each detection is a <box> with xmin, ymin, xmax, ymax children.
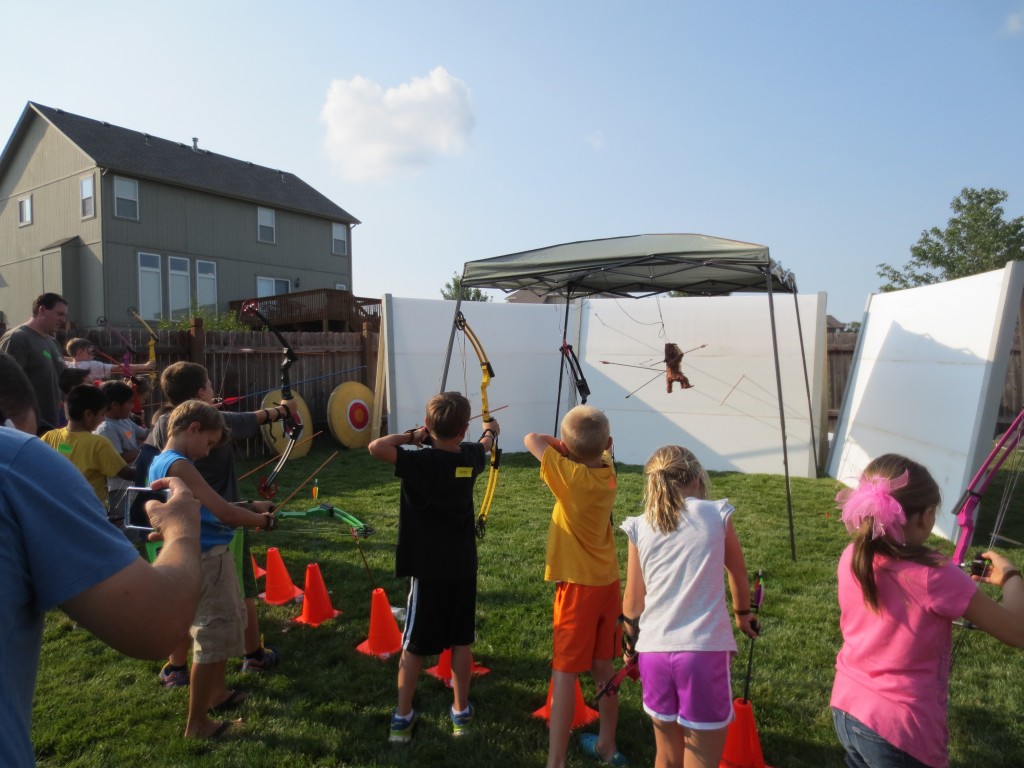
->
<box><xmin>328</xmin><ymin>381</ymin><xmax>375</xmax><ymax>448</ymax></box>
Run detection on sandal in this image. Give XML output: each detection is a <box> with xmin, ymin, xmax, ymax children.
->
<box><xmin>579</xmin><ymin>733</ymin><xmax>629</xmax><ymax>766</ymax></box>
<box><xmin>209</xmin><ymin>690</ymin><xmax>248</xmax><ymax>714</ymax></box>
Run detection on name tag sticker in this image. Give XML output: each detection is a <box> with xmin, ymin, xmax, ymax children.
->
<box><xmin>455</xmin><ymin>466</ymin><xmax>473</xmax><ymax>478</ymax></box>
<box><xmin>58</xmin><ymin>443</ymin><xmax>73</xmax><ymax>456</ymax></box>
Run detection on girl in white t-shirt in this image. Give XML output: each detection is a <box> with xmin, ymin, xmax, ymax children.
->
<box><xmin>832</xmin><ymin>453</ymin><xmax>1024</xmax><ymax>768</ymax></box>
<box><xmin>621</xmin><ymin>445</ymin><xmax>757</xmax><ymax>768</ymax></box>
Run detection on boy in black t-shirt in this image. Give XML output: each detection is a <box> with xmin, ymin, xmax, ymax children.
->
<box><xmin>368</xmin><ymin>391</ymin><xmax>499</xmax><ymax>743</ymax></box>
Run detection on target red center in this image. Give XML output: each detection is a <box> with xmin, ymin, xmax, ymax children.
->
<box><xmin>348</xmin><ymin>400</ymin><xmax>370</xmax><ymax>430</ymax></box>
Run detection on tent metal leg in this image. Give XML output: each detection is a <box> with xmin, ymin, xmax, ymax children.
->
<box><xmin>767</xmin><ymin>274</ymin><xmax>797</xmax><ymax>561</ymax></box>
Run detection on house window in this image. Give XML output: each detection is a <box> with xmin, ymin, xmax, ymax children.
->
<box><xmin>138</xmin><ymin>252</ymin><xmax>162</xmax><ymax>320</ymax></box>
<box><xmin>335</xmin><ymin>283</ymin><xmax>348</xmax><ymax>291</ymax></box>
<box><xmin>197</xmin><ymin>260</ymin><xmax>217</xmax><ymax>311</ymax></box>
<box><xmin>257</xmin><ymin>207</ymin><xmax>275</xmax><ymax>243</ymax></box>
<box><xmin>332</xmin><ymin>223</ymin><xmax>348</xmax><ymax>255</ymax></box>
<box><xmin>114</xmin><ymin>176</ymin><xmax>139</xmax><ymax>220</ymax></box>
<box><xmin>80</xmin><ymin>175</ymin><xmax>95</xmax><ymax>219</ymax></box>
<box><xmin>17</xmin><ymin>195</ymin><xmax>32</xmax><ymax>226</ymax></box>
<box><xmin>256</xmin><ymin>276</ymin><xmax>290</xmax><ymax>297</ymax></box>
<box><xmin>169</xmin><ymin>256</ymin><xmax>191</xmax><ymax>320</ymax></box>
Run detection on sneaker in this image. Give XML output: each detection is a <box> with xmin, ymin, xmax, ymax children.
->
<box><xmin>451</xmin><ymin>703</ymin><xmax>474</xmax><ymax>736</ymax></box>
<box><xmin>389</xmin><ymin>709</ymin><xmax>417</xmax><ymax>743</ymax></box>
<box><xmin>158</xmin><ymin>663</ymin><xmax>189</xmax><ymax>688</ymax></box>
<box><xmin>241</xmin><ymin>646</ymin><xmax>281</xmax><ymax>674</ymax></box>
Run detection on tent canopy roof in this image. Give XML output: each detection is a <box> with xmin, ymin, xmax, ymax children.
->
<box><xmin>461</xmin><ymin>233</ymin><xmax>796</xmax><ymax>299</ymax></box>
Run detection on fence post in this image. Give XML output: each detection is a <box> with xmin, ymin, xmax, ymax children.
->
<box><xmin>361</xmin><ymin>321</ymin><xmax>375</xmax><ymax>388</ymax></box>
<box><xmin>189</xmin><ymin>317</ymin><xmax>205</xmax><ymax>364</ymax></box>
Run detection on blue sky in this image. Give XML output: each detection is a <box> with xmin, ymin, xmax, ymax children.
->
<box><xmin>4</xmin><ymin>1</ymin><xmax>1022</xmax><ymax>323</ymax></box>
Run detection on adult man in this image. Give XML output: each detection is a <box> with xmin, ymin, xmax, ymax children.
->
<box><xmin>0</xmin><ymin>293</ymin><xmax>69</xmax><ymax>433</ymax></box>
<box><xmin>0</xmin><ymin>350</ymin><xmax>203</xmax><ymax>767</ymax></box>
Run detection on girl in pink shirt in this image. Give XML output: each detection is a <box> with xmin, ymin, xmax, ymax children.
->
<box><xmin>831</xmin><ymin>454</ymin><xmax>1024</xmax><ymax>768</ymax></box>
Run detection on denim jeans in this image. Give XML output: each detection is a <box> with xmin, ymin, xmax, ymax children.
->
<box><xmin>832</xmin><ymin>708</ymin><xmax>933</xmax><ymax>768</ymax></box>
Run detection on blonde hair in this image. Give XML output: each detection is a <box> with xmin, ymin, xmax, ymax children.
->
<box><xmin>167</xmin><ymin>400</ymin><xmax>229</xmax><ymax>447</ymax></box>
<box><xmin>643</xmin><ymin>445</ymin><xmax>710</xmax><ymax>535</ymax></box>
<box><xmin>560</xmin><ymin>405</ymin><xmax>610</xmax><ymax>461</ymax></box>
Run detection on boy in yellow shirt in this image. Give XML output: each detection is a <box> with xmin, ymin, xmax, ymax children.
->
<box><xmin>524</xmin><ymin>405</ymin><xmax>626</xmax><ymax>768</ymax></box>
<box><xmin>42</xmin><ymin>384</ymin><xmax>134</xmax><ymax>502</ymax></box>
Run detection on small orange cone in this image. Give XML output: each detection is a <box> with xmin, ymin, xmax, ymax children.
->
<box><xmin>427</xmin><ymin>648</ymin><xmax>492</xmax><ymax>686</ymax></box>
<box><xmin>293</xmin><ymin>563</ymin><xmax>342</xmax><ymax>626</ymax></box>
<box><xmin>356</xmin><ymin>587</ymin><xmax>403</xmax><ymax>659</ymax></box>
<box><xmin>720</xmin><ymin>698</ymin><xmax>770</xmax><ymax>768</ymax></box>
<box><xmin>532</xmin><ymin>677</ymin><xmax>599</xmax><ymax>729</ymax></box>
<box><xmin>251</xmin><ymin>553</ymin><xmax>266</xmax><ymax>579</ymax></box>
<box><xmin>259</xmin><ymin>547</ymin><xmax>304</xmax><ymax>605</ymax></box>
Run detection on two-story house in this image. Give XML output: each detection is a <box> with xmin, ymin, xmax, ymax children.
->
<box><xmin>0</xmin><ymin>101</ymin><xmax>359</xmax><ymax>328</ymax></box>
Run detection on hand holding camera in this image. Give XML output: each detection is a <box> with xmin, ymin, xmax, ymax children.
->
<box><xmin>125</xmin><ymin>478</ymin><xmax>200</xmax><ymax>541</ymax></box>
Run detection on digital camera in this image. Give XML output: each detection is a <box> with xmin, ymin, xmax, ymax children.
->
<box><xmin>124</xmin><ymin>486</ymin><xmax>169</xmax><ymax>531</ymax></box>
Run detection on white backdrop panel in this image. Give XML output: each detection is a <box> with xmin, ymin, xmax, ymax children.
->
<box><xmin>383</xmin><ymin>294</ymin><xmax>825</xmax><ymax>478</ymax></box>
<box><xmin>828</xmin><ymin>264</ymin><xmax>1024</xmax><ymax>541</ymax></box>
<box><xmin>384</xmin><ymin>297</ymin><xmax>579</xmax><ymax>445</ymax></box>
<box><xmin>580</xmin><ymin>294</ymin><xmax>825</xmax><ymax>474</ymax></box>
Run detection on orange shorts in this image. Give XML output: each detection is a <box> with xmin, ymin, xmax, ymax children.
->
<box><xmin>552</xmin><ymin>580</ymin><xmax>622</xmax><ymax>674</ymax></box>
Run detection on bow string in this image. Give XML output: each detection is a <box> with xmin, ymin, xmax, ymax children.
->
<box><xmin>454</xmin><ymin>311</ymin><xmax>502</xmax><ymax>538</ymax></box>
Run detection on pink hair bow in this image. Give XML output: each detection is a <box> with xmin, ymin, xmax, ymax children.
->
<box><xmin>835</xmin><ymin>470</ymin><xmax>910</xmax><ymax>544</ymax></box>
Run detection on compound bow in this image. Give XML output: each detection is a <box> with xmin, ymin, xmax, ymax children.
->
<box><xmin>454</xmin><ymin>311</ymin><xmax>502</xmax><ymax>538</ymax></box>
<box><xmin>240</xmin><ymin>300</ymin><xmax>303</xmax><ymax>499</ymax></box>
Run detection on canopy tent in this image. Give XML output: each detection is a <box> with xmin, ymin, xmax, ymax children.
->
<box><xmin>442</xmin><ymin>234</ymin><xmax>811</xmax><ymax>560</ymax></box>
<box><xmin>458</xmin><ymin>233</ymin><xmax>797</xmax><ymax>298</ymax></box>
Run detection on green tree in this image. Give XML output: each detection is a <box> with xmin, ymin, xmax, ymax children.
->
<box><xmin>877</xmin><ymin>188</ymin><xmax>1024</xmax><ymax>291</ymax></box>
<box><xmin>440</xmin><ymin>273</ymin><xmax>491</xmax><ymax>302</ymax></box>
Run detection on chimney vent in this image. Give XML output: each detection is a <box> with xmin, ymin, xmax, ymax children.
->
<box><xmin>192</xmin><ymin>137</ymin><xmax>200</xmax><ymax>152</ymax></box>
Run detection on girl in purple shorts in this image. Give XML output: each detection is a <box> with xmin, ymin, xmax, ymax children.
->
<box><xmin>621</xmin><ymin>446</ymin><xmax>758</xmax><ymax>768</ymax></box>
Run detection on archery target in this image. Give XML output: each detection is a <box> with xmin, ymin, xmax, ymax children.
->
<box><xmin>260</xmin><ymin>390</ymin><xmax>313</xmax><ymax>458</ymax></box>
<box><xmin>328</xmin><ymin>382</ymin><xmax>374</xmax><ymax>448</ymax></box>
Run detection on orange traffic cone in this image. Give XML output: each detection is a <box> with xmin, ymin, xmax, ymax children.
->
<box><xmin>293</xmin><ymin>563</ymin><xmax>342</xmax><ymax>626</ymax></box>
<box><xmin>259</xmin><ymin>547</ymin><xmax>304</xmax><ymax>605</ymax></box>
<box><xmin>251</xmin><ymin>553</ymin><xmax>266</xmax><ymax>579</ymax></box>
<box><xmin>532</xmin><ymin>677</ymin><xmax>599</xmax><ymax>729</ymax></box>
<box><xmin>356</xmin><ymin>587</ymin><xmax>403</xmax><ymax>659</ymax></box>
<box><xmin>427</xmin><ymin>648</ymin><xmax>492</xmax><ymax>686</ymax></box>
<box><xmin>720</xmin><ymin>698</ymin><xmax>770</xmax><ymax>768</ymax></box>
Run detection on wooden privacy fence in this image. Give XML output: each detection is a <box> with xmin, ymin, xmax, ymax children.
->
<box><xmin>75</xmin><ymin>320</ymin><xmax>379</xmax><ymax>457</ymax></box>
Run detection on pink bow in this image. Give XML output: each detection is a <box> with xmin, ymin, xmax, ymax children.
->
<box><xmin>835</xmin><ymin>470</ymin><xmax>910</xmax><ymax>544</ymax></box>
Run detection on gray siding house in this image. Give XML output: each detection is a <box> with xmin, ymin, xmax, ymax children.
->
<box><xmin>0</xmin><ymin>102</ymin><xmax>359</xmax><ymax>328</ymax></box>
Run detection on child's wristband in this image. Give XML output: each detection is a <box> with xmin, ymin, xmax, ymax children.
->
<box><xmin>733</xmin><ymin>608</ymin><xmax>752</xmax><ymax>615</ymax></box>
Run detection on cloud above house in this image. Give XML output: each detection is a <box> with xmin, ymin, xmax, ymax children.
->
<box><xmin>1006</xmin><ymin>10</ymin><xmax>1024</xmax><ymax>36</ymax></box>
<box><xmin>321</xmin><ymin>67</ymin><xmax>474</xmax><ymax>181</ymax></box>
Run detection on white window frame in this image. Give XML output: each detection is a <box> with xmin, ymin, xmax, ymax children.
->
<box><xmin>114</xmin><ymin>176</ymin><xmax>139</xmax><ymax>220</ymax></box>
<box><xmin>332</xmin><ymin>222</ymin><xmax>348</xmax><ymax>256</ymax></box>
<box><xmin>257</xmin><ymin>207</ymin><xmax>276</xmax><ymax>243</ymax></box>
<box><xmin>137</xmin><ymin>252</ymin><xmax>162</xmax><ymax>320</ymax></box>
<box><xmin>17</xmin><ymin>195</ymin><xmax>32</xmax><ymax>226</ymax></box>
<box><xmin>196</xmin><ymin>260</ymin><xmax>217</xmax><ymax>312</ymax></box>
<box><xmin>256</xmin><ymin>276</ymin><xmax>290</xmax><ymax>297</ymax></box>
<box><xmin>80</xmin><ymin>175</ymin><xmax>95</xmax><ymax>219</ymax></box>
<box><xmin>168</xmin><ymin>256</ymin><xmax>191</xmax><ymax>320</ymax></box>
<box><xmin>335</xmin><ymin>283</ymin><xmax>348</xmax><ymax>291</ymax></box>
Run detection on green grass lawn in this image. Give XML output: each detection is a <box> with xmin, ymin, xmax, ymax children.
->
<box><xmin>32</xmin><ymin>439</ymin><xmax>1024</xmax><ymax>767</ymax></box>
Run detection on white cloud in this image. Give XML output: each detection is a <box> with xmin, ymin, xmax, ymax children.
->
<box><xmin>320</xmin><ymin>67</ymin><xmax>474</xmax><ymax>181</ymax></box>
<box><xmin>585</xmin><ymin>130</ymin><xmax>606</xmax><ymax>150</ymax></box>
<box><xmin>1005</xmin><ymin>11</ymin><xmax>1024</xmax><ymax>36</ymax></box>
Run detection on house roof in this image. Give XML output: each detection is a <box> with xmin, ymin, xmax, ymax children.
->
<box><xmin>1</xmin><ymin>102</ymin><xmax>359</xmax><ymax>224</ymax></box>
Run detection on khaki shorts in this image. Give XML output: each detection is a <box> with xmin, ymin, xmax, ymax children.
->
<box><xmin>191</xmin><ymin>546</ymin><xmax>247</xmax><ymax>664</ymax></box>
